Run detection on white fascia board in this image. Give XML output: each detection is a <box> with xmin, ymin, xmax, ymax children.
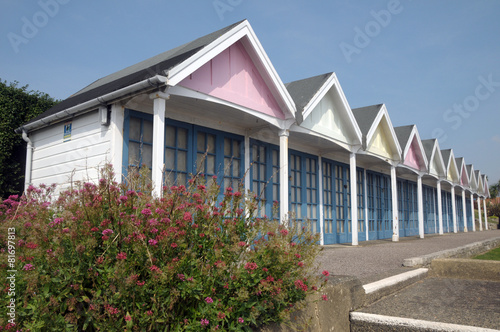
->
<box><xmin>166</xmin><ymin>20</ymin><xmax>296</xmax><ymax>120</ymax></box>
<box><xmin>290</xmin><ymin>124</ymin><xmax>352</xmax><ymax>153</ymax></box>
<box><xmin>332</xmin><ymin>73</ymin><xmax>363</xmax><ymax>144</ymax></box>
<box><xmin>300</xmin><ymin>73</ymin><xmax>362</xmax><ymax>146</ymax></box>
<box><xmin>430</xmin><ymin>141</ymin><xmax>447</xmax><ymax>178</ymax></box>
<box><xmin>476</xmin><ymin>172</ymin><xmax>484</xmax><ymax>193</ymax></box>
<box><xmin>410</xmin><ymin>126</ymin><xmax>429</xmax><ymax>171</ymax></box>
<box><xmin>482</xmin><ymin>175</ymin><xmax>489</xmax><ymax>197</ymax></box>
<box><xmin>366</xmin><ymin>104</ymin><xmax>402</xmax><ymax>161</ymax></box>
<box><xmin>447</xmin><ymin>150</ymin><xmax>460</xmax><ymax>184</ymax></box>
<box><xmin>301</xmin><ymin>73</ymin><xmax>335</xmax><ymax>121</ymax></box>
<box><xmin>467</xmin><ymin>165</ymin><xmax>477</xmax><ymax>190</ymax></box>
<box><xmin>168</xmin><ymin>85</ymin><xmax>286</xmax><ymax>129</ymax></box>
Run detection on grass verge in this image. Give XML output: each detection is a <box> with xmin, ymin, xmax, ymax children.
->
<box><xmin>474</xmin><ymin>246</ymin><xmax>500</xmax><ymax>261</ymax></box>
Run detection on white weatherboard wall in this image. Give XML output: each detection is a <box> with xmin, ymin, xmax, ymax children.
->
<box><xmin>300</xmin><ymin>91</ymin><xmax>350</xmax><ymax>143</ymax></box>
<box><xmin>30</xmin><ymin>110</ymin><xmax>112</xmax><ymax>192</ymax></box>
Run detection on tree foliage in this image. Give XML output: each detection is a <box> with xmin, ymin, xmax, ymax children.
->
<box><xmin>489</xmin><ymin>180</ymin><xmax>499</xmax><ymax>199</ymax></box>
<box><xmin>0</xmin><ymin>80</ymin><xmax>58</xmax><ymax>198</ymax></box>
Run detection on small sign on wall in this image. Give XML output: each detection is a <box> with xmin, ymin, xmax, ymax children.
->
<box><xmin>63</xmin><ymin>121</ymin><xmax>72</xmax><ymax>142</ymax></box>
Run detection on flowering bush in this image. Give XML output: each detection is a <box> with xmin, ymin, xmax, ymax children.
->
<box><xmin>0</xmin><ymin>165</ymin><xmax>328</xmax><ymax>331</ymax></box>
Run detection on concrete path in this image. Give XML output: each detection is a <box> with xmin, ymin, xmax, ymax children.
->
<box><xmin>317</xmin><ymin>229</ymin><xmax>500</xmax><ymax>284</ymax></box>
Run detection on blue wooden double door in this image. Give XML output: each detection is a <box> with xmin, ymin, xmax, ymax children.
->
<box><xmin>397</xmin><ymin>179</ymin><xmax>419</xmax><ymax>237</ymax></box>
<box><xmin>322</xmin><ymin>161</ymin><xmax>366</xmax><ymax>244</ymax></box>
<box><xmin>366</xmin><ymin>171</ymin><xmax>393</xmax><ymax>240</ymax></box>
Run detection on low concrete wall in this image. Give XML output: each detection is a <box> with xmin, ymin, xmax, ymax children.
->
<box><xmin>258</xmin><ymin>276</ymin><xmax>365</xmax><ymax>332</ymax></box>
<box><xmin>403</xmin><ymin>237</ymin><xmax>500</xmax><ymax>267</ymax></box>
<box><xmin>430</xmin><ymin>258</ymin><xmax>500</xmax><ymax>281</ymax></box>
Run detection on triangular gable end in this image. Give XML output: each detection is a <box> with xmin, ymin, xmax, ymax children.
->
<box><xmin>169</xmin><ymin>20</ymin><xmax>295</xmax><ymax>122</ymax></box>
<box><xmin>366</xmin><ymin>107</ymin><xmax>401</xmax><ymax>161</ymax></box>
<box><xmin>476</xmin><ymin>171</ymin><xmax>484</xmax><ymax>194</ymax></box>
<box><xmin>179</xmin><ymin>40</ymin><xmax>285</xmax><ymax>120</ymax></box>
<box><xmin>430</xmin><ymin>144</ymin><xmax>446</xmax><ymax>178</ymax></box>
<box><xmin>297</xmin><ymin>73</ymin><xmax>362</xmax><ymax>147</ymax></box>
<box><xmin>404</xmin><ymin>137</ymin><xmax>425</xmax><ymax>170</ymax></box>
<box><xmin>400</xmin><ymin>127</ymin><xmax>428</xmax><ymax>172</ymax></box>
<box><xmin>444</xmin><ymin>150</ymin><xmax>460</xmax><ymax>183</ymax></box>
<box><xmin>460</xmin><ymin>164</ymin><xmax>469</xmax><ymax>187</ymax></box>
<box><xmin>483</xmin><ymin>176</ymin><xmax>490</xmax><ymax>198</ymax></box>
<box><xmin>467</xmin><ymin>165</ymin><xmax>477</xmax><ymax>191</ymax></box>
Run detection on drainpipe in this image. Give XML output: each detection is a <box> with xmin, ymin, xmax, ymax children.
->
<box><xmin>22</xmin><ymin>129</ymin><xmax>33</xmax><ymax>192</ymax></box>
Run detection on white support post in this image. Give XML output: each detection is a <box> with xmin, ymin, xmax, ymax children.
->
<box><xmin>279</xmin><ymin>129</ymin><xmax>289</xmax><ymax>224</ymax></box>
<box><xmin>150</xmin><ymin>92</ymin><xmax>168</xmax><ymax>197</ymax></box>
<box><xmin>318</xmin><ymin>156</ymin><xmax>324</xmax><ymax>245</ymax></box>
<box><xmin>462</xmin><ymin>189</ymin><xmax>468</xmax><ymax>232</ymax></box>
<box><xmin>244</xmin><ymin>133</ymin><xmax>250</xmax><ymax>194</ymax></box>
<box><xmin>470</xmin><ymin>193</ymin><xmax>475</xmax><ymax>231</ymax></box>
<box><xmin>350</xmin><ymin>153</ymin><xmax>358</xmax><ymax>245</ymax></box>
<box><xmin>391</xmin><ymin>165</ymin><xmax>399</xmax><ymax>242</ymax></box>
<box><xmin>483</xmin><ymin>199</ymin><xmax>488</xmax><ymax>230</ymax></box>
<box><xmin>417</xmin><ymin>175</ymin><xmax>424</xmax><ymax>238</ymax></box>
<box><xmin>437</xmin><ymin>180</ymin><xmax>443</xmax><ymax>235</ymax></box>
<box><xmin>478</xmin><ymin>196</ymin><xmax>483</xmax><ymax>231</ymax></box>
<box><xmin>364</xmin><ymin>169</ymin><xmax>369</xmax><ymax>241</ymax></box>
<box><xmin>451</xmin><ymin>186</ymin><xmax>457</xmax><ymax>233</ymax></box>
<box><xmin>109</xmin><ymin>103</ymin><xmax>124</xmax><ymax>182</ymax></box>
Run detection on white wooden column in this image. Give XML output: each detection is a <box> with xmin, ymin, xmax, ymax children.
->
<box><xmin>470</xmin><ymin>192</ymin><xmax>476</xmax><ymax>231</ymax></box>
<box><xmin>279</xmin><ymin>129</ymin><xmax>289</xmax><ymax>224</ymax></box>
<box><xmin>437</xmin><ymin>180</ymin><xmax>443</xmax><ymax>235</ymax></box>
<box><xmin>244</xmin><ymin>133</ymin><xmax>250</xmax><ymax>194</ymax></box>
<box><xmin>350</xmin><ymin>153</ymin><xmax>358</xmax><ymax>245</ymax></box>
<box><xmin>318</xmin><ymin>156</ymin><xmax>324</xmax><ymax>245</ymax></box>
<box><xmin>451</xmin><ymin>186</ymin><xmax>457</xmax><ymax>233</ymax></box>
<box><xmin>483</xmin><ymin>199</ymin><xmax>488</xmax><ymax>230</ymax></box>
<box><xmin>462</xmin><ymin>189</ymin><xmax>468</xmax><ymax>232</ymax></box>
<box><xmin>478</xmin><ymin>196</ymin><xmax>483</xmax><ymax>231</ymax></box>
<box><xmin>417</xmin><ymin>175</ymin><xmax>424</xmax><ymax>238</ymax></box>
<box><xmin>150</xmin><ymin>92</ymin><xmax>168</xmax><ymax>197</ymax></box>
<box><xmin>364</xmin><ymin>169</ymin><xmax>369</xmax><ymax>241</ymax></box>
<box><xmin>109</xmin><ymin>103</ymin><xmax>125</xmax><ymax>182</ymax></box>
<box><xmin>391</xmin><ymin>165</ymin><xmax>399</xmax><ymax>242</ymax></box>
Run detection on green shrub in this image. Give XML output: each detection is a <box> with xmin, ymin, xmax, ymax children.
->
<box><xmin>0</xmin><ymin>165</ymin><xmax>328</xmax><ymax>331</ymax></box>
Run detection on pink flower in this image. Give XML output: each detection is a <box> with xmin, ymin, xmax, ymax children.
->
<box><xmin>177</xmin><ymin>274</ymin><xmax>185</xmax><ymax>281</ymax></box>
<box><xmin>136</xmin><ymin>280</ymin><xmax>145</xmax><ymax>286</ymax></box>
<box><xmin>149</xmin><ymin>265</ymin><xmax>161</xmax><ymax>273</ymax></box>
<box><xmin>102</xmin><ymin>229</ymin><xmax>113</xmax><ymax>236</ymax></box>
<box><xmin>205</xmin><ymin>297</ymin><xmax>213</xmax><ymax>304</ymax></box>
<box><xmin>238</xmin><ymin>241</ymin><xmax>246</xmax><ymax>247</ymax></box>
<box><xmin>280</xmin><ymin>229</ymin><xmax>289</xmax><ymax>236</ymax></box>
<box><xmin>116</xmin><ymin>252</ymin><xmax>127</xmax><ymax>260</ymax></box>
<box><xmin>125</xmin><ymin>315</ymin><xmax>132</xmax><ymax>321</ymax></box>
<box><xmin>244</xmin><ymin>262</ymin><xmax>258</xmax><ymax>273</ymax></box>
<box><xmin>23</xmin><ymin>263</ymin><xmax>34</xmax><ymax>271</ymax></box>
<box><xmin>171</xmin><ymin>243</ymin><xmax>178</xmax><ymax>248</ymax></box>
<box><xmin>297</xmin><ymin>261</ymin><xmax>304</xmax><ymax>267</ymax></box>
<box><xmin>322</xmin><ymin>270</ymin><xmax>330</xmax><ymax>277</ymax></box>
<box><xmin>183</xmin><ymin>212</ymin><xmax>192</xmax><ymax>222</ymax></box>
<box><xmin>238</xmin><ymin>317</ymin><xmax>244</xmax><ymax>323</ymax></box>
<box><xmin>91</xmin><ymin>227</ymin><xmax>99</xmax><ymax>232</ymax></box>
<box><xmin>199</xmin><ymin>233</ymin><xmax>205</xmax><ymax>238</ymax></box>
<box><xmin>200</xmin><ymin>318</ymin><xmax>209</xmax><ymax>327</ymax></box>
<box><xmin>148</xmin><ymin>239</ymin><xmax>158</xmax><ymax>246</ymax></box>
<box><xmin>141</xmin><ymin>208</ymin><xmax>152</xmax><ymax>216</ymax></box>
<box><xmin>294</xmin><ymin>279</ymin><xmax>308</xmax><ymax>292</ymax></box>
<box><xmin>322</xmin><ymin>295</ymin><xmax>328</xmax><ymax>301</ymax></box>
<box><xmin>146</xmin><ymin>310</ymin><xmax>153</xmax><ymax>316</ymax></box>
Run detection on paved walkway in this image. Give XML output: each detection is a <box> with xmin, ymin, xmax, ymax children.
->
<box><xmin>317</xmin><ymin>229</ymin><xmax>500</xmax><ymax>284</ymax></box>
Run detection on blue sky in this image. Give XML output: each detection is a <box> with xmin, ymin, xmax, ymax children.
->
<box><xmin>1</xmin><ymin>0</ymin><xmax>499</xmax><ymax>186</ymax></box>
